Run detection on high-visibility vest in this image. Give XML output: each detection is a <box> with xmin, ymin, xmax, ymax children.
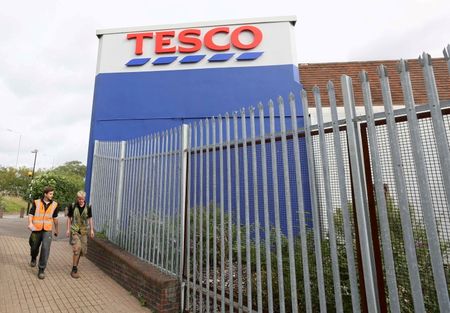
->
<box><xmin>70</xmin><ymin>203</ymin><xmax>90</xmax><ymax>235</ymax></box>
<box><xmin>32</xmin><ymin>199</ymin><xmax>58</xmax><ymax>231</ymax></box>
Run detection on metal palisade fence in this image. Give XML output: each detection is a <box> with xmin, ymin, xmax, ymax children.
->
<box><xmin>90</xmin><ymin>127</ymin><xmax>189</xmax><ymax>276</ymax></box>
<box><xmin>90</xmin><ymin>45</ymin><xmax>450</xmax><ymax>313</ymax></box>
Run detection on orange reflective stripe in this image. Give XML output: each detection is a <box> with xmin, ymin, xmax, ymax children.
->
<box><xmin>33</xmin><ymin>200</ymin><xmax>43</xmax><ymax>217</ymax></box>
<box><xmin>47</xmin><ymin>202</ymin><xmax>57</xmax><ymax>217</ymax></box>
<box><xmin>33</xmin><ymin>199</ymin><xmax>44</xmax><ymax>231</ymax></box>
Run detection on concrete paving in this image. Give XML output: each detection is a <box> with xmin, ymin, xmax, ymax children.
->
<box><xmin>0</xmin><ymin>216</ymin><xmax>151</xmax><ymax>313</ymax></box>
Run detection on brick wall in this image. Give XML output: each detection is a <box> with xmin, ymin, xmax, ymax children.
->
<box><xmin>87</xmin><ymin>237</ymin><xmax>180</xmax><ymax>313</ymax></box>
<box><xmin>299</xmin><ymin>58</ymin><xmax>450</xmax><ymax>106</ymax></box>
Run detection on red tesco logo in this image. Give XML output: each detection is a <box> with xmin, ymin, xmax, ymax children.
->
<box><xmin>127</xmin><ymin>25</ymin><xmax>263</xmax><ymax>55</ymax></box>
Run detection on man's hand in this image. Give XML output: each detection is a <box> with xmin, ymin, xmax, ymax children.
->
<box><xmin>90</xmin><ymin>230</ymin><xmax>95</xmax><ymax>239</ymax></box>
<box><xmin>66</xmin><ymin>229</ymin><xmax>70</xmax><ymax>237</ymax></box>
<box><xmin>27</xmin><ymin>224</ymin><xmax>35</xmax><ymax>232</ymax></box>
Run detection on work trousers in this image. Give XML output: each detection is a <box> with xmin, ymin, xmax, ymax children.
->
<box><xmin>29</xmin><ymin>230</ymin><xmax>52</xmax><ymax>270</ymax></box>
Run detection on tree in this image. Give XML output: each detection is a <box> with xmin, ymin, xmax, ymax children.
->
<box><xmin>28</xmin><ymin>172</ymin><xmax>84</xmax><ymax>208</ymax></box>
<box><xmin>0</xmin><ymin>161</ymin><xmax>86</xmax><ymax>208</ymax></box>
<box><xmin>52</xmin><ymin>161</ymin><xmax>86</xmax><ymax>178</ymax></box>
<box><xmin>0</xmin><ymin>167</ymin><xmax>34</xmax><ymax>198</ymax></box>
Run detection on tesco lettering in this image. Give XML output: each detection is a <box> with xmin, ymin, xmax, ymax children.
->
<box><xmin>127</xmin><ymin>25</ymin><xmax>263</xmax><ymax>55</ymax></box>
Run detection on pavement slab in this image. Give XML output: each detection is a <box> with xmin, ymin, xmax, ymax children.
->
<box><xmin>0</xmin><ymin>216</ymin><xmax>151</xmax><ymax>313</ymax></box>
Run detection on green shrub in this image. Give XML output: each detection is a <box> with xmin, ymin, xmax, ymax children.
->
<box><xmin>28</xmin><ymin>172</ymin><xmax>84</xmax><ymax>208</ymax></box>
<box><xmin>187</xmin><ymin>195</ymin><xmax>450</xmax><ymax>312</ymax></box>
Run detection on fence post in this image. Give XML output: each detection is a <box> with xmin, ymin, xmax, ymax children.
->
<box><xmin>327</xmin><ymin>82</ymin><xmax>362</xmax><ymax>312</ymax></box>
<box><xmin>205</xmin><ymin>119</ymin><xmax>211</xmax><ymax>312</ymax></box>
<box><xmin>211</xmin><ymin>118</ymin><xmax>218</xmax><ymax>313</ymax></box>
<box><xmin>199</xmin><ymin>120</ymin><xmax>205</xmax><ymax>313</ymax></box>
<box><xmin>144</xmin><ymin>136</ymin><xmax>155</xmax><ymax>262</ymax></box>
<box><xmin>147</xmin><ymin>134</ymin><xmax>158</xmax><ymax>262</ymax></box>
<box><xmin>89</xmin><ymin>140</ymin><xmax>99</xmax><ymax>229</ymax></box>
<box><xmin>268</xmin><ymin>101</ymin><xmax>286</xmax><ymax>313</ymax></box>
<box><xmin>313</xmin><ymin>87</ymin><xmax>343</xmax><ymax>313</ymax></box>
<box><xmin>225</xmin><ymin>114</ymin><xmax>235</xmax><ymax>313</ymax></box>
<box><xmin>399</xmin><ymin>59</ymin><xmax>450</xmax><ymax>311</ymax></box>
<box><xmin>240</xmin><ymin>109</ymin><xmax>253</xmax><ymax>312</ymax></box>
<box><xmin>301</xmin><ymin>90</ymin><xmax>327</xmax><ymax>313</ymax></box>
<box><xmin>249</xmin><ymin>106</ymin><xmax>263</xmax><ymax>313</ymax></box>
<box><xmin>171</xmin><ymin>131</ymin><xmax>179</xmax><ymax>272</ymax></box>
<box><xmin>257</xmin><ymin>104</ymin><xmax>274</xmax><ymax>313</ymax></box>
<box><xmin>232</xmin><ymin>112</ymin><xmax>244</xmax><ymax>312</ymax></box>
<box><xmin>341</xmin><ymin>75</ymin><xmax>379</xmax><ymax>313</ymax></box>
<box><xmin>161</xmin><ymin>132</ymin><xmax>172</xmax><ymax>268</ymax></box>
<box><xmin>179</xmin><ymin>125</ymin><xmax>189</xmax><ymax>276</ymax></box>
<box><xmin>289</xmin><ymin>93</ymin><xmax>312</xmax><ymax>313</ymax></box>
<box><xmin>378</xmin><ymin>65</ymin><xmax>426</xmax><ymax>312</ymax></box>
<box><xmin>192</xmin><ymin>123</ymin><xmax>198</xmax><ymax>313</ymax></box>
<box><xmin>218</xmin><ymin>115</ymin><xmax>226</xmax><ymax>313</ymax></box>
<box><xmin>278</xmin><ymin>96</ymin><xmax>300</xmax><ymax>313</ymax></box>
<box><xmin>359</xmin><ymin>72</ymin><xmax>399</xmax><ymax>313</ymax></box>
<box><xmin>420</xmin><ymin>53</ymin><xmax>450</xmax><ymax>216</ymax></box>
<box><xmin>179</xmin><ymin>124</ymin><xmax>189</xmax><ymax>311</ymax></box>
<box><xmin>115</xmin><ymin>141</ymin><xmax>127</xmax><ymax>242</ymax></box>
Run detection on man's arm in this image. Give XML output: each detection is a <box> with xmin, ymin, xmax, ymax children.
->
<box><xmin>88</xmin><ymin>205</ymin><xmax>94</xmax><ymax>238</ymax></box>
<box><xmin>66</xmin><ymin>215</ymin><xmax>72</xmax><ymax>237</ymax></box>
<box><xmin>27</xmin><ymin>214</ymin><xmax>35</xmax><ymax>231</ymax></box>
<box><xmin>53</xmin><ymin>218</ymin><xmax>59</xmax><ymax>236</ymax></box>
<box><xmin>27</xmin><ymin>201</ymin><xmax>36</xmax><ymax>231</ymax></box>
<box><xmin>88</xmin><ymin>217</ymin><xmax>95</xmax><ymax>238</ymax></box>
<box><xmin>52</xmin><ymin>204</ymin><xmax>59</xmax><ymax>236</ymax></box>
<box><xmin>66</xmin><ymin>204</ymin><xmax>72</xmax><ymax>237</ymax></box>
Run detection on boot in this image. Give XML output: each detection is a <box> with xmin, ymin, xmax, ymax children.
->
<box><xmin>30</xmin><ymin>258</ymin><xmax>36</xmax><ymax>267</ymax></box>
<box><xmin>71</xmin><ymin>267</ymin><xmax>80</xmax><ymax>279</ymax></box>
<box><xmin>38</xmin><ymin>268</ymin><xmax>45</xmax><ymax>279</ymax></box>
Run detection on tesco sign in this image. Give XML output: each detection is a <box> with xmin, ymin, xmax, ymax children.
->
<box><xmin>127</xmin><ymin>25</ymin><xmax>263</xmax><ymax>55</ymax></box>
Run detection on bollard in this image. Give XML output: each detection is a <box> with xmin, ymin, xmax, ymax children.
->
<box><xmin>20</xmin><ymin>207</ymin><xmax>25</xmax><ymax>218</ymax></box>
<box><xmin>0</xmin><ymin>207</ymin><xmax>3</xmax><ymax>219</ymax></box>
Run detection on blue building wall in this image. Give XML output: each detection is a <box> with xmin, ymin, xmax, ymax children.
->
<box><xmin>86</xmin><ymin>64</ymin><xmax>303</xmax><ymax>195</ymax></box>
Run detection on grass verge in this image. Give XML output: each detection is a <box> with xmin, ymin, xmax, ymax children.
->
<box><xmin>1</xmin><ymin>196</ymin><xmax>27</xmax><ymax>213</ymax></box>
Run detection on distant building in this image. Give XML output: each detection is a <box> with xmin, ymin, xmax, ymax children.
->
<box><xmin>299</xmin><ymin>58</ymin><xmax>450</xmax><ymax>107</ymax></box>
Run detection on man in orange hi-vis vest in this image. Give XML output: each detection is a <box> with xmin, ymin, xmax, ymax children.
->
<box><xmin>27</xmin><ymin>186</ymin><xmax>60</xmax><ymax>279</ymax></box>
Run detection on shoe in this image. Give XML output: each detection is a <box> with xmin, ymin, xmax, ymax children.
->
<box><xmin>38</xmin><ymin>269</ymin><xmax>45</xmax><ymax>279</ymax></box>
<box><xmin>30</xmin><ymin>258</ymin><xmax>36</xmax><ymax>267</ymax></box>
<box><xmin>70</xmin><ymin>270</ymin><xmax>80</xmax><ymax>279</ymax></box>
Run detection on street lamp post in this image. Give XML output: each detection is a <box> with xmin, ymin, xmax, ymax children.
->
<box><xmin>26</xmin><ymin>149</ymin><xmax>38</xmax><ymax>215</ymax></box>
<box><xmin>31</xmin><ymin>149</ymin><xmax>38</xmax><ymax>178</ymax></box>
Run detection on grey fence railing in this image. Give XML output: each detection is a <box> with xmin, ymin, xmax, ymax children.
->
<box><xmin>90</xmin><ymin>46</ymin><xmax>450</xmax><ymax>313</ymax></box>
<box><xmin>90</xmin><ymin>127</ymin><xmax>188</xmax><ymax>276</ymax></box>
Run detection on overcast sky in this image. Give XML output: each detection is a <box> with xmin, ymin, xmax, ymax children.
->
<box><xmin>0</xmin><ymin>0</ymin><xmax>449</xmax><ymax>170</ymax></box>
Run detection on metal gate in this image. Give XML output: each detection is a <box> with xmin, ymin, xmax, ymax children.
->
<box><xmin>90</xmin><ymin>46</ymin><xmax>450</xmax><ymax>312</ymax></box>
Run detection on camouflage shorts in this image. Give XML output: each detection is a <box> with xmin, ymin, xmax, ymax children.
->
<box><xmin>70</xmin><ymin>232</ymin><xmax>88</xmax><ymax>256</ymax></box>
